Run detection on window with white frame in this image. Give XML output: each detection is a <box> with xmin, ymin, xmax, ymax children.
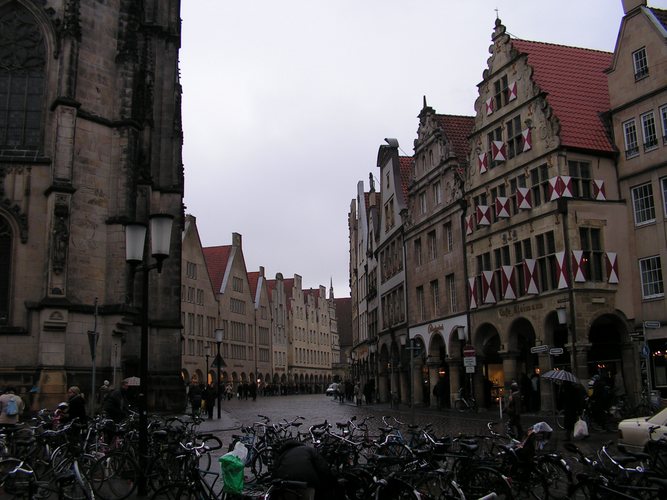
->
<box><xmin>641</xmin><ymin>112</ymin><xmax>658</xmax><ymax>151</ymax></box>
<box><xmin>568</xmin><ymin>160</ymin><xmax>592</xmax><ymax>198</ymax></box>
<box><xmin>430</xmin><ymin>280</ymin><xmax>439</xmax><ymax>316</ymax></box>
<box><xmin>623</xmin><ymin>119</ymin><xmax>639</xmax><ymax>159</ymax></box>
<box><xmin>632</xmin><ymin>47</ymin><xmax>649</xmax><ymax>80</ymax></box>
<box><xmin>506</xmin><ymin>115</ymin><xmax>522</xmax><ymax>159</ymax></box>
<box><xmin>662</xmin><ymin>177</ymin><xmax>667</xmax><ymax>217</ymax></box>
<box><xmin>446</xmin><ymin>273</ymin><xmax>457</xmax><ymax>312</ymax></box>
<box><xmin>632</xmin><ymin>182</ymin><xmax>656</xmax><ymax>225</ymax></box>
<box><xmin>433</xmin><ymin>181</ymin><xmax>442</xmax><ymax>206</ymax></box>
<box><xmin>639</xmin><ymin>255</ymin><xmax>664</xmax><ymax>299</ymax></box>
<box><xmin>444</xmin><ymin>222</ymin><xmax>453</xmax><ymax>252</ymax></box>
<box><xmin>661</xmin><ymin>105</ymin><xmax>667</xmax><ymax>145</ymax></box>
<box><xmin>419</xmin><ymin>192</ymin><xmax>427</xmax><ymax>215</ymax></box>
<box><xmin>427</xmin><ymin>230</ymin><xmax>437</xmax><ymax>260</ymax></box>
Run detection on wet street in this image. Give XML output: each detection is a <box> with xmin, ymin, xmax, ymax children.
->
<box><xmin>197</xmin><ymin>392</ymin><xmax>617</xmax><ymax>456</ymax></box>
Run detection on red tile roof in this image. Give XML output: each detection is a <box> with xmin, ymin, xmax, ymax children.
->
<box><xmin>399</xmin><ymin>156</ymin><xmax>414</xmax><ymax>201</ymax></box>
<box><xmin>247</xmin><ymin>271</ymin><xmax>260</xmax><ymax>301</ymax></box>
<box><xmin>203</xmin><ymin>245</ymin><xmax>232</xmax><ymax>294</ymax></box>
<box><xmin>511</xmin><ymin>39</ymin><xmax>614</xmax><ymax>153</ymax></box>
<box><xmin>435</xmin><ymin>114</ymin><xmax>475</xmax><ymax>160</ymax></box>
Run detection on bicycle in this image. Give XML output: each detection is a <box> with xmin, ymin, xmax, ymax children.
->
<box><xmin>454</xmin><ymin>388</ymin><xmax>478</xmax><ymax>412</ymax></box>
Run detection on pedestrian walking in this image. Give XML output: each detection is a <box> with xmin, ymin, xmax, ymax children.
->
<box><xmin>63</xmin><ymin>386</ymin><xmax>88</xmax><ymax>425</ymax></box>
<box><xmin>562</xmin><ymin>381</ymin><xmax>586</xmax><ymax>441</ymax></box>
<box><xmin>0</xmin><ymin>387</ymin><xmax>25</xmax><ymax>428</ymax></box>
<box><xmin>97</xmin><ymin>380</ymin><xmax>112</xmax><ymax>411</ymax></box>
<box><xmin>188</xmin><ymin>378</ymin><xmax>203</xmax><ymax>418</ymax></box>
<box><xmin>506</xmin><ymin>381</ymin><xmax>523</xmax><ymax>439</ymax></box>
<box><xmin>102</xmin><ymin>380</ymin><xmax>130</xmax><ymax>423</ymax></box>
<box><xmin>354</xmin><ymin>383</ymin><xmax>362</xmax><ymax>406</ymax></box>
<box><xmin>202</xmin><ymin>383</ymin><xmax>216</xmax><ymax>419</ymax></box>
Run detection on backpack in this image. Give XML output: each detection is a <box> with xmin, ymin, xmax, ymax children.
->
<box><xmin>5</xmin><ymin>396</ymin><xmax>18</xmax><ymax>416</ymax></box>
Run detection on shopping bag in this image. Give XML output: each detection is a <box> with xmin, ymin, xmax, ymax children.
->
<box><xmin>573</xmin><ymin>418</ymin><xmax>589</xmax><ymax>440</ymax></box>
<box><xmin>219</xmin><ymin>454</ymin><xmax>244</xmax><ymax>493</ymax></box>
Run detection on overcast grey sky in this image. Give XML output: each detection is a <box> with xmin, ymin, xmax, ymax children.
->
<box><xmin>179</xmin><ymin>0</ymin><xmax>666</xmax><ymax>297</ymax></box>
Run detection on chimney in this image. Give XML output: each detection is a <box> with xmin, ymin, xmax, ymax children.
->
<box><xmin>622</xmin><ymin>0</ymin><xmax>646</xmax><ymax>14</ymax></box>
<box><xmin>259</xmin><ymin>266</ymin><xmax>265</xmax><ymax>278</ymax></box>
<box><xmin>232</xmin><ymin>232</ymin><xmax>242</xmax><ymax>248</ymax></box>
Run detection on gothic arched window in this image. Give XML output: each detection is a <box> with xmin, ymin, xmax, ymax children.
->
<box><xmin>0</xmin><ymin>2</ymin><xmax>46</xmax><ymax>150</ymax></box>
<box><xmin>0</xmin><ymin>216</ymin><xmax>11</xmax><ymax>325</ymax></box>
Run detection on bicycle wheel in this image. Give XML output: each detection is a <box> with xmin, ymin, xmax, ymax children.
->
<box><xmin>536</xmin><ymin>455</ymin><xmax>572</xmax><ymax>500</ymax></box>
<box><xmin>413</xmin><ymin>470</ymin><xmax>465</xmax><ymax>499</ymax></box>
<box><xmin>454</xmin><ymin>399</ymin><xmax>467</xmax><ymax>412</ymax></box>
<box><xmin>555</xmin><ymin>409</ymin><xmax>565</xmax><ymax>430</ymax></box>
<box><xmin>87</xmin><ymin>450</ymin><xmax>139</xmax><ymax>500</ymax></box>
<box><xmin>0</xmin><ymin>458</ymin><xmax>37</xmax><ymax>499</ymax></box>
<box><xmin>460</xmin><ymin>466</ymin><xmax>513</xmax><ymax>500</ymax></box>
<box><xmin>60</xmin><ymin>458</ymin><xmax>96</xmax><ymax>500</ymax></box>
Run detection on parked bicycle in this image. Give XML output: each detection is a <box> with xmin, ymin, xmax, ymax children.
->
<box><xmin>454</xmin><ymin>388</ymin><xmax>478</xmax><ymax>412</ymax></box>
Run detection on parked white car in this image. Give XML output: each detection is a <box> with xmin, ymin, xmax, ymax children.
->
<box><xmin>325</xmin><ymin>383</ymin><xmax>339</xmax><ymax>396</ymax></box>
<box><xmin>617</xmin><ymin>407</ymin><xmax>667</xmax><ymax>453</ymax></box>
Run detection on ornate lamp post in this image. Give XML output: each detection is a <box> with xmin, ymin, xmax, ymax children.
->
<box><xmin>215</xmin><ymin>328</ymin><xmax>223</xmax><ymax>419</ymax></box>
<box><xmin>124</xmin><ymin>213</ymin><xmax>174</xmax><ymax>496</ymax></box>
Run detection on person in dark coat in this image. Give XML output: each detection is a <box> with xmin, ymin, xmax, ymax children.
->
<box><xmin>63</xmin><ymin>386</ymin><xmax>88</xmax><ymax>425</ymax></box>
<box><xmin>563</xmin><ymin>381</ymin><xmax>586</xmax><ymax>441</ymax></box>
<box><xmin>188</xmin><ymin>379</ymin><xmax>203</xmax><ymax>417</ymax></box>
<box><xmin>506</xmin><ymin>381</ymin><xmax>523</xmax><ymax>439</ymax></box>
<box><xmin>102</xmin><ymin>380</ymin><xmax>130</xmax><ymax>423</ymax></box>
<box><xmin>272</xmin><ymin>440</ymin><xmax>339</xmax><ymax>500</ymax></box>
<box><xmin>203</xmin><ymin>383</ymin><xmax>216</xmax><ymax>419</ymax></box>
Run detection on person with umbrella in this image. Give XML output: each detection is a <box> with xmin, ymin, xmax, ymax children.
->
<box><xmin>562</xmin><ymin>381</ymin><xmax>586</xmax><ymax>440</ymax></box>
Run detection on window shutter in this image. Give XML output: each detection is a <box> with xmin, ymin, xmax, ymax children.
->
<box><xmin>501</xmin><ymin>265</ymin><xmax>516</xmax><ymax>300</ymax></box>
<box><xmin>492</xmin><ymin>141</ymin><xmax>506</xmax><ymax>161</ymax></box>
<box><xmin>571</xmin><ymin>250</ymin><xmax>586</xmax><ymax>282</ymax></box>
<box><xmin>465</xmin><ymin>214</ymin><xmax>474</xmax><ymax>235</ymax></box>
<box><xmin>606</xmin><ymin>252</ymin><xmax>619</xmax><ymax>284</ymax></box>
<box><xmin>523</xmin><ymin>259</ymin><xmax>539</xmax><ymax>294</ymax></box>
<box><xmin>555</xmin><ymin>251</ymin><xmax>569</xmax><ymax>289</ymax></box>
<box><xmin>508</xmin><ymin>80</ymin><xmax>518</xmax><ymax>101</ymax></box>
<box><xmin>482</xmin><ymin>271</ymin><xmax>496</xmax><ymax>304</ymax></box>
<box><xmin>495</xmin><ymin>196</ymin><xmax>510</xmax><ymax>218</ymax></box>
<box><xmin>476</xmin><ymin>205</ymin><xmax>491</xmax><ymax>226</ymax></box>
<box><xmin>468</xmin><ymin>277</ymin><xmax>478</xmax><ymax>309</ymax></box>
<box><xmin>478</xmin><ymin>152</ymin><xmax>488</xmax><ymax>174</ymax></box>
<box><xmin>521</xmin><ymin>128</ymin><xmax>532</xmax><ymax>152</ymax></box>
<box><xmin>517</xmin><ymin>187</ymin><xmax>532</xmax><ymax>209</ymax></box>
<box><xmin>486</xmin><ymin>97</ymin><xmax>494</xmax><ymax>115</ymax></box>
<box><xmin>593</xmin><ymin>180</ymin><xmax>606</xmax><ymax>200</ymax></box>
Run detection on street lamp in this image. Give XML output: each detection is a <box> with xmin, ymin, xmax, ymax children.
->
<box><xmin>124</xmin><ymin>213</ymin><xmax>174</xmax><ymax>497</ymax></box>
<box><xmin>205</xmin><ymin>343</ymin><xmax>211</xmax><ymax>384</ymax></box>
<box><xmin>215</xmin><ymin>328</ymin><xmax>223</xmax><ymax>419</ymax></box>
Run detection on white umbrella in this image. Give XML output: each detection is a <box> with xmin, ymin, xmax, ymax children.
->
<box><xmin>124</xmin><ymin>376</ymin><xmax>141</xmax><ymax>386</ymax></box>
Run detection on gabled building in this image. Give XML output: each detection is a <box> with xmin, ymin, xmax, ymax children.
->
<box><xmin>463</xmin><ymin>19</ymin><xmax>634</xmax><ymax>410</ymax></box>
<box><xmin>375</xmin><ymin>140</ymin><xmax>413</xmax><ymax>404</ymax></box>
<box><xmin>608</xmin><ymin>0</ymin><xmax>667</xmax><ymax>394</ymax></box>
<box><xmin>267</xmin><ymin>273</ymin><xmax>292</xmax><ymax>390</ymax></box>
<box><xmin>203</xmin><ymin>233</ymin><xmax>257</xmax><ymax>390</ymax></box>
<box><xmin>181</xmin><ymin>215</ymin><xmax>220</xmax><ymax>385</ymax></box>
<box><xmin>248</xmin><ymin>266</ymin><xmax>273</xmax><ymax>389</ymax></box>
<box><xmin>403</xmin><ymin>102</ymin><xmax>474</xmax><ymax>407</ymax></box>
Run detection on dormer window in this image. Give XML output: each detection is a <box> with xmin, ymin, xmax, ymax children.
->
<box><xmin>632</xmin><ymin>47</ymin><xmax>649</xmax><ymax>81</ymax></box>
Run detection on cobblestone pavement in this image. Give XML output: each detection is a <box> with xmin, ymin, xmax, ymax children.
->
<box><xmin>195</xmin><ymin>393</ymin><xmax>618</xmax><ymax>457</ymax></box>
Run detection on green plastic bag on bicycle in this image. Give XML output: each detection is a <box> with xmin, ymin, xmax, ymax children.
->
<box><xmin>219</xmin><ymin>454</ymin><xmax>244</xmax><ymax>494</ymax></box>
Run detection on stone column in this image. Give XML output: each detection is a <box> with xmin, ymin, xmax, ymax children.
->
<box><xmin>448</xmin><ymin>358</ymin><xmax>461</xmax><ymax>407</ymax></box>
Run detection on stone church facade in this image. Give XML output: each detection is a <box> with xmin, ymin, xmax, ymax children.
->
<box><xmin>0</xmin><ymin>0</ymin><xmax>184</xmax><ymax>411</ymax></box>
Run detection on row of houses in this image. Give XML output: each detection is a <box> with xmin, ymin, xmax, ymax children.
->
<box><xmin>181</xmin><ymin>215</ymin><xmax>347</xmax><ymax>393</ymax></box>
<box><xmin>348</xmin><ymin>0</ymin><xmax>667</xmax><ymax>410</ymax></box>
